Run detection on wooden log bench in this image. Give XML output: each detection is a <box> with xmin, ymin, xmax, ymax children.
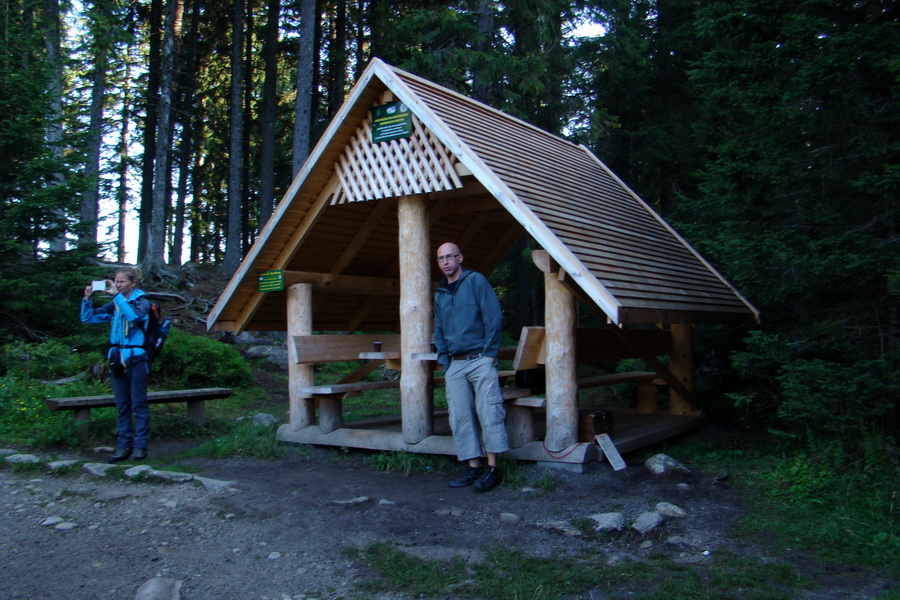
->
<box><xmin>292</xmin><ymin>332</ymin><xmax>519</xmax><ymax>432</ymax></box>
<box><xmin>46</xmin><ymin>387</ymin><xmax>233</xmax><ymax>438</ymax></box>
<box><xmin>498</xmin><ymin>371</ymin><xmax>664</xmax><ymax>448</ymax></box>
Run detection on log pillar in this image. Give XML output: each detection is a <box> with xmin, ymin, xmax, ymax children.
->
<box><xmin>668</xmin><ymin>324</ymin><xmax>695</xmax><ymax>414</ymax></box>
<box><xmin>535</xmin><ymin>250</ymin><xmax>578</xmax><ymax>451</ymax></box>
<box><xmin>287</xmin><ymin>283</ymin><xmax>315</xmax><ymax>430</ymax></box>
<box><xmin>636</xmin><ymin>384</ymin><xmax>660</xmax><ymax>414</ymax></box>
<box><xmin>398</xmin><ymin>195</ymin><xmax>433</xmax><ymax>443</ymax></box>
<box><xmin>505</xmin><ymin>406</ymin><xmax>534</xmax><ymax>449</ymax></box>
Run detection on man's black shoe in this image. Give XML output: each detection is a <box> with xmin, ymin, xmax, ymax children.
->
<box><xmin>108</xmin><ymin>447</ymin><xmax>132</xmax><ymax>463</ymax></box>
<box><xmin>474</xmin><ymin>466</ymin><xmax>500</xmax><ymax>492</ymax></box>
<box><xmin>132</xmin><ymin>448</ymin><xmax>147</xmax><ymax>460</ymax></box>
<box><xmin>449</xmin><ymin>466</ymin><xmax>484</xmax><ymax>488</ymax></box>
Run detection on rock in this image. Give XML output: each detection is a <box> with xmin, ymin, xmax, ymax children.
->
<box><xmin>378</xmin><ymin>499</ymin><xmax>396</xmax><ymax>506</ymax></box>
<box><xmin>0</xmin><ymin>448</ymin><xmax>18</xmax><ymax>456</ymax></box>
<box><xmin>665</xmin><ymin>535</ymin><xmax>692</xmax><ymax>547</ymax></box>
<box><xmin>54</xmin><ymin>521</ymin><xmax>77</xmax><ymax>531</ymax></box>
<box><xmin>252</xmin><ymin>412</ymin><xmax>278</xmax><ymax>427</ymax></box>
<box><xmin>134</xmin><ymin>577</ymin><xmax>182</xmax><ymax>600</ymax></box>
<box><xmin>268</xmin><ymin>551</ymin><xmax>282</xmax><ymax>560</ymax></box>
<box><xmin>124</xmin><ymin>465</ymin><xmax>153</xmax><ymax>478</ymax></box>
<box><xmin>639</xmin><ymin>540</ymin><xmax>653</xmax><ymax>549</ymax></box>
<box><xmin>47</xmin><ymin>460</ymin><xmax>79</xmax><ymax>471</ymax></box>
<box><xmin>244</xmin><ymin>345</ymin><xmax>289</xmax><ymax>369</ymax></box>
<box><xmin>433</xmin><ymin>507</ymin><xmax>464</xmax><ymax>517</ymax></box>
<box><xmin>631</xmin><ymin>511</ymin><xmax>664</xmax><ymax>535</ymax></box>
<box><xmin>499</xmin><ymin>512</ymin><xmax>521</xmax><ymax>525</ymax></box>
<box><xmin>330</xmin><ymin>496</ymin><xmax>369</xmax><ymax>506</ymax></box>
<box><xmin>644</xmin><ymin>454</ymin><xmax>691</xmax><ymax>476</ymax></box>
<box><xmin>193</xmin><ymin>475</ymin><xmax>237</xmax><ymax>492</ymax></box>
<box><xmin>589</xmin><ymin>512</ymin><xmax>625</xmax><ymax>532</ymax></box>
<box><xmin>535</xmin><ymin>520</ymin><xmax>582</xmax><ymax>537</ymax></box>
<box><xmin>606</xmin><ymin>552</ymin><xmax>641</xmax><ymax>567</ymax></box>
<box><xmin>83</xmin><ymin>463</ymin><xmax>119</xmax><ymax>477</ymax></box>
<box><xmin>96</xmin><ymin>490</ymin><xmax>132</xmax><ymax>502</ymax></box>
<box><xmin>4</xmin><ymin>453</ymin><xmax>41</xmax><ymax>464</ymax></box>
<box><xmin>41</xmin><ymin>516</ymin><xmax>65</xmax><ymax>527</ymax></box>
<box><xmin>145</xmin><ymin>470</ymin><xmax>194</xmax><ymax>483</ymax></box>
<box><xmin>655</xmin><ymin>502</ymin><xmax>687</xmax><ymax>518</ymax></box>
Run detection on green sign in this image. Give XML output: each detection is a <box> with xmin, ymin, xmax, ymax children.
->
<box><xmin>257</xmin><ymin>270</ymin><xmax>284</xmax><ymax>292</ymax></box>
<box><xmin>371</xmin><ymin>101</ymin><xmax>412</xmax><ymax>143</ymax></box>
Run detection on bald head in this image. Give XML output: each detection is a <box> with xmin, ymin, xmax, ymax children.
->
<box><xmin>437</xmin><ymin>242</ymin><xmax>464</xmax><ymax>283</ymax></box>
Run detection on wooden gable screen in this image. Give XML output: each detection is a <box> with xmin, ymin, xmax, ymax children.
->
<box><xmin>332</xmin><ymin>94</ymin><xmax>465</xmax><ymax>205</ymax></box>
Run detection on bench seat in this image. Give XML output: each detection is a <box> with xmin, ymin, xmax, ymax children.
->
<box><xmin>47</xmin><ymin>387</ymin><xmax>233</xmax><ymax>438</ymax></box>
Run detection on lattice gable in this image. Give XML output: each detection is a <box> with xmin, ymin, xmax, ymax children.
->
<box><xmin>332</xmin><ymin>98</ymin><xmax>464</xmax><ymax>205</ymax></box>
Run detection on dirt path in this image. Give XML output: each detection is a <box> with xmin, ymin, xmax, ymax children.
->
<box><xmin>0</xmin><ymin>442</ymin><xmax>891</xmax><ymax>600</ymax></box>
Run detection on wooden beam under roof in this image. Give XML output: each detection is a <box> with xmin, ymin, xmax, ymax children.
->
<box><xmin>283</xmin><ymin>271</ymin><xmax>401</xmax><ymax>296</ymax></box>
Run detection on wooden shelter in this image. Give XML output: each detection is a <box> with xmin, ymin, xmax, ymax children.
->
<box><xmin>207</xmin><ymin>58</ymin><xmax>759</xmax><ymax>468</ymax></box>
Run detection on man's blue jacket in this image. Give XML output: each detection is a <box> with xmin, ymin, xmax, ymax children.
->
<box><xmin>433</xmin><ymin>269</ymin><xmax>503</xmax><ymax>369</ymax></box>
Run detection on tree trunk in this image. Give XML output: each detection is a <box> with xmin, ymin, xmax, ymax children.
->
<box><xmin>241</xmin><ymin>4</ymin><xmax>254</xmax><ymax>253</ymax></box>
<box><xmin>327</xmin><ymin>0</ymin><xmax>347</xmax><ymax>119</ymax></box>
<box><xmin>170</xmin><ymin>0</ymin><xmax>201</xmax><ymax>266</ymax></box>
<box><xmin>42</xmin><ymin>0</ymin><xmax>66</xmax><ymax>253</ymax></box>
<box><xmin>138</xmin><ymin>0</ymin><xmax>163</xmax><ymax>262</ymax></box>
<box><xmin>258</xmin><ymin>0</ymin><xmax>280</xmax><ymax>228</ymax></box>
<box><xmin>145</xmin><ymin>0</ymin><xmax>181</xmax><ymax>270</ymax></box>
<box><xmin>292</xmin><ymin>0</ymin><xmax>316</xmax><ymax>176</ymax></box>
<box><xmin>471</xmin><ymin>0</ymin><xmax>493</xmax><ymax>104</ymax></box>
<box><xmin>221</xmin><ymin>0</ymin><xmax>245</xmax><ymax>275</ymax></box>
<box><xmin>81</xmin><ymin>29</ymin><xmax>108</xmax><ymax>248</ymax></box>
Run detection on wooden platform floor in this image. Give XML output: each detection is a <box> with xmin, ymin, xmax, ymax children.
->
<box><xmin>278</xmin><ymin>408</ymin><xmax>705</xmax><ymax>466</ymax></box>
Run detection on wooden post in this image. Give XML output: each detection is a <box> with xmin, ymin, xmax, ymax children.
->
<box><xmin>636</xmin><ymin>384</ymin><xmax>660</xmax><ymax>414</ymax></box>
<box><xmin>536</xmin><ymin>251</ymin><xmax>578</xmax><ymax>451</ymax></box>
<box><xmin>398</xmin><ymin>195</ymin><xmax>433</xmax><ymax>443</ymax></box>
<box><xmin>505</xmin><ymin>406</ymin><xmax>534</xmax><ymax>449</ymax></box>
<box><xmin>186</xmin><ymin>400</ymin><xmax>205</xmax><ymax>424</ymax></box>
<box><xmin>74</xmin><ymin>407</ymin><xmax>90</xmax><ymax>440</ymax></box>
<box><xmin>669</xmin><ymin>324</ymin><xmax>695</xmax><ymax>414</ymax></box>
<box><xmin>287</xmin><ymin>283</ymin><xmax>315</xmax><ymax>430</ymax></box>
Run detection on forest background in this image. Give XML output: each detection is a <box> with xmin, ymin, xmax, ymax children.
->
<box><xmin>0</xmin><ymin>0</ymin><xmax>897</xmax><ymax>454</ymax></box>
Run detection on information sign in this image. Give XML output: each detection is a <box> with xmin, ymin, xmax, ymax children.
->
<box><xmin>257</xmin><ymin>270</ymin><xmax>284</xmax><ymax>292</ymax></box>
<box><xmin>371</xmin><ymin>101</ymin><xmax>412</xmax><ymax>143</ymax></box>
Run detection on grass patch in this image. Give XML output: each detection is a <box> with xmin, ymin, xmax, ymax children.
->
<box><xmin>348</xmin><ymin>543</ymin><xmax>815</xmax><ymax>600</ymax></box>
<box><xmin>177</xmin><ymin>421</ymin><xmax>288</xmax><ymax>459</ymax></box>
<box><xmin>634</xmin><ymin>430</ymin><xmax>900</xmax><ymax>577</ymax></box>
<box><xmin>370</xmin><ymin>450</ymin><xmax>448</xmax><ymax>477</ymax></box>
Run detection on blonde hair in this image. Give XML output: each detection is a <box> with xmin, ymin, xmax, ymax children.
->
<box><xmin>115</xmin><ymin>266</ymin><xmax>142</xmax><ymax>284</ymax></box>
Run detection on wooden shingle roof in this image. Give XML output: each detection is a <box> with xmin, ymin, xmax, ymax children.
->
<box><xmin>207</xmin><ymin>59</ymin><xmax>758</xmax><ymax>333</ymax></box>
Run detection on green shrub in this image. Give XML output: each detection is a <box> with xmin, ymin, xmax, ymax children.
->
<box><xmin>152</xmin><ymin>329</ymin><xmax>253</xmax><ymax>389</ymax></box>
<box><xmin>0</xmin><ymin>375</ymin><xmax>107</xmax><ymax>446</ymax></box>
<box><xmin>1</xmin><ymin>338</ymin><xmax>101</xmax><ymax>380</ymax></box>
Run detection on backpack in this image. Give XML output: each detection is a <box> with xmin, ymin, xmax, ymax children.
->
<box><xmin>142</xmin><ymin>302</ymin><xmax>171</xmax><ymax>361</ymax></box>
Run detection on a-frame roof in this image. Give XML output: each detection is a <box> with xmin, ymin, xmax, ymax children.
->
<box><xmin>207</xmin><ymin>58</ymin><xmax>758</xmax><ymax>333</ymax></box>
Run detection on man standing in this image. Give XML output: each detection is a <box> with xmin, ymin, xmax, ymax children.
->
<box><xmin>433</xmin><ymin>242</ymin><xmax>508</xmax><ymax>492</ymax></box>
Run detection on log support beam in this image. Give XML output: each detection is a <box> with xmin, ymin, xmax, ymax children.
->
<box><xmin>287</xmin><ymin>284</ymin><xmax>315</xmax><ymax>430</ymax></box>
<box><xmin>398</xmin><ymin>195</ymin><xmax>433</xmax><ymax>443</ymax></box>
<box><xmin>534</xmin><ymin>250</ymin><xmax>579</xmax><ymax>451</ymax></box>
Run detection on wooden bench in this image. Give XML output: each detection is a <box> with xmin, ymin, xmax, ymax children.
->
<box><xmin>46</xmin><ymin>387</ymin><xmax>233</xmax><ymax>438</ymax></box>
<box><xmin>499</xmin><ymin>370</ymin><xmax>664</xmax><ymax>448</ymax></box>
<box><xmin>291</xmin><ymin>333</ymin><xmax>518</xmax><ymax>433</ymax></box>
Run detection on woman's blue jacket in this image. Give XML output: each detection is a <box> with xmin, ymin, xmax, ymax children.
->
<box><xmin>81</xmin><ymin>289</ymin><xmax>151</xmax><ymax>365</ymax></box>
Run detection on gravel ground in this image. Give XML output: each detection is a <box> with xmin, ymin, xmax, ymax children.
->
<box><xmin>0</xmin><ymin>441</ymin><xmax>893</xmax><ymax>600</ymax></box>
